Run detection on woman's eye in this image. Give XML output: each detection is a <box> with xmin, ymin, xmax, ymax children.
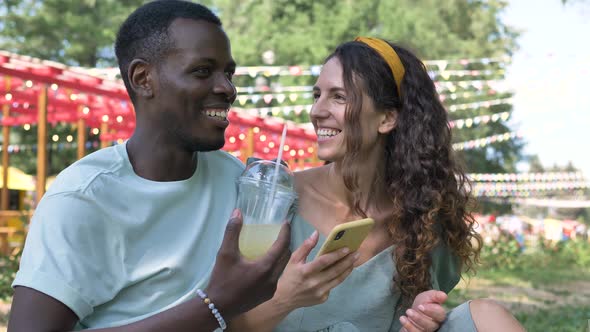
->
<box><xmin>334</xmin><ymin>94</ymin><xmax>346</xmax><ymax>101</ymax></box>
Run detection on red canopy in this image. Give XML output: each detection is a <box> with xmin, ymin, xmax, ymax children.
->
<box><xmin>0</xmin><ymin>51</ymin><xmax>319</xmax><ymax>166</ymax></box>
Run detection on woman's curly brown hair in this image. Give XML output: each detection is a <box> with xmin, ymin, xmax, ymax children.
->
<box><xmin>327</xmin><ymin>41</ymin><xmax>482</xmax><ymax>309</ymax></box>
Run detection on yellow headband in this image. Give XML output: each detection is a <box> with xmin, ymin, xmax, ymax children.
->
<box><xmin>354</xmin><ymin>37</ymin><xmax>405</xmax><ymax>96</ymax></box>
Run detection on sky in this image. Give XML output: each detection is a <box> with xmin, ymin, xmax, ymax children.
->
<box><xmin>503</xmin><ymin>0</ymin><xmax>590</xmax><ymax>176</ymax></box>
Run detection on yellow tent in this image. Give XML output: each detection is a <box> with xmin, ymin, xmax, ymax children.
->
<box><xmin>0</xmin><ymin>166</ymin><xmax>36</xmax><ymax>191</ymax></box>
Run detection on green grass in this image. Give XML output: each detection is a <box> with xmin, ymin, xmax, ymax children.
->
<box><xmin>477</xmin><ymin>263</ymin><xmax>590</xmax><ymax>287</ymax></box>
<box><xmin>446</xmin><ymin>242</ymin><xmax>590</xmax><ymax>332</ymax></box>
<box><xmin>515</xmin><ymin>305</ymin><xmax>590</xmax><ymax>332</ymax></box>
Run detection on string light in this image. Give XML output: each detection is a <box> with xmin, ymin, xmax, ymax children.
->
<box><xmin>66</xmin><ymin>135</ymin><xmax>73</xmax><ymax>142</ymax></box>
<box><xmin>52</xmin><ymin>135</ymin><xmax>59</xmax><ymax>142</ymax></box>
<box><xmin>23</xmin><ymin>124</ymin><xmax>30</xmax><ymax>131</ymax></box>
<box><xmin>92</xmin><ymin>128</ymin><xmax>99</xmax><ymax>135</ymax></box>
<box><xmin>229</xmin><ymin>137</ymin><xmax>236</xmax><ymax>143</ymax></box>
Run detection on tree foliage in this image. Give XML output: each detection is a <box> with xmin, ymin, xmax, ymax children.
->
<box><xmin>0</xmin><ymin>0</ymin><xmax>144</xmax><ymax>67</ymax></box>
<box><xmin>0</xmin><ymin>0</ymin><xmax>526</xmax><ymax>178</ymax></box>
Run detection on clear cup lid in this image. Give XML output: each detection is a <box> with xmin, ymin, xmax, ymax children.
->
<box><xmin>238</xmin><ymin>159</ymin><xmax>295</xmax><ymax>191</ymax></box>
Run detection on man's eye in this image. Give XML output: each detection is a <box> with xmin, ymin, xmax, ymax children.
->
<box><xmin>312</xmin><ymin>93</ymin><xmax>320</xmax><ymax>100</ymax></box>
<box><xmin>225</xmin><ymin>71</ymin><xmax>234</xmax><ymax>79</ymax></box>
<box><xmin>193</xmin><ymin>68</ymin><xmax>210</xmax><ymax>76</ymax></box>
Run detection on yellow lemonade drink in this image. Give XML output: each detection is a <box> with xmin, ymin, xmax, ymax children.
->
<box><xmin>239</xmin><ymin>224</ymin><xmax>282</xmax><ymax>260</ymax></box>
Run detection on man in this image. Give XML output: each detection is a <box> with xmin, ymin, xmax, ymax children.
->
<box><xmin>8</xmin><ymin>1</ymin><xmax>290</xmax><ymax>331</ymax></box>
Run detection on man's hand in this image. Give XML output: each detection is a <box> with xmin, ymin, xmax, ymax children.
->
<box><xmin>205</xmin><ymin>209</ymin><xmax>291</xmax><ymax>319</ymax></box>
<box><xmin>399</xmin><ymin>290</ymin><xmax>448</xmax><ymax>332</ymax></box>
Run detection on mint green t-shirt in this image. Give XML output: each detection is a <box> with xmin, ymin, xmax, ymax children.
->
<box><xmin>13</xmin><ymin>143</ymin><xmax>244</xmax><ymax>329</ymax></box>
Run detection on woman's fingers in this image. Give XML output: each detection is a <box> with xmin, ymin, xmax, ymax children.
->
<box><xmin>405</xmin><ymin>308</ymin><xmax>440</xmax><ymax>332</ymax></box>
<box><xmin>313</xmin><ymin>251</ymin><xmax>358</xmax><ymax>284</ymax></box>
<box><xmin>304</xmin><ymin>247</ymin><xmax>352</xmax><ymax>275</ymax></box>
<box><xmin>417</xmin><ymin>303</ymin><xmax>447</xmax><ymax>323</ymax></box>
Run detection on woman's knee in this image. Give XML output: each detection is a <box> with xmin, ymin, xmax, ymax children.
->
<box><xmin>469</xmin><ymin>299</ymin><xmax>524</xmax><ymax>332</ymax></box>
<box><xmin>469</xmin><ymin>298</ymin><xmax>509</xmax><ymax>315</ymax></box>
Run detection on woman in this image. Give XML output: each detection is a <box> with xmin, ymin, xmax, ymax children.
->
<box><xmin>232</xmin><ymin>37</ymin><xmax>524</xmax><ymax>332</ymax></box>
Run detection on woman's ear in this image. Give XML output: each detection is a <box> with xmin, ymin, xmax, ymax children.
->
<box><xmin>128</xmin><ymin>59</ymin><xmax>154</xmax><ymax>99</ymax></box>
<box><xmin>378</xmin><ymin>110</ymin><xmax>397</xmax><ymax>134</ymax></box>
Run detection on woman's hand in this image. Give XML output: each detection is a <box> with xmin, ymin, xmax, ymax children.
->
<box><xmin>399</xmin><ymin>290</ymin><xmax>448</xmax><ymax>332</ymax></box>
<box><xmin>273</xmin><ymin>230</ymin><xmax>359</xmax><ymax>310</ymax></box>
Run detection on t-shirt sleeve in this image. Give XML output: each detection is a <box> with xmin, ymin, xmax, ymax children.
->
<box><xmin>12</xmin><ymin>192</ymin><xmax>124</xmax><ymax>320</ymax></box>
<box><xmin>429</xmin><ymin>241</ymin><xmax>462</xmax><ymax>294</ymax></box>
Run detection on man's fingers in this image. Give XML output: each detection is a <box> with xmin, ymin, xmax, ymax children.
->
<box><xmin>417</xmin><ymin>303</ymin><xmax>447</xmax><ymax>323</ymax></box>
<box><xmin>270</xmin><ymin>245</ymin><xmax>292</xmax><ymax>281</ymax></box>
<box><xmin>219</xmin><ymin>209</ymin><xmax>243</xmax><ymax>254</ymax></box>
<box><xmin>263</xmin><ymin>221</ymin><xmax>291</xmax><ymax>263</ymax></box>
<box><xmin>290</xmin><ymin>231</ymin><xmax>319</xmax><ymax>263</ymax></box>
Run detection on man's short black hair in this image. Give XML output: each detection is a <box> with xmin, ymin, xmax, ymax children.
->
<box><xmin>115</xmin><ymin>0</ymin><xmax>222</xmax><ymax>102</ymax></box>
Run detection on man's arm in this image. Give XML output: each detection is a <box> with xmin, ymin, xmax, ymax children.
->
<box><xmin>9</xmin><ymin>209</ymin><xmax>291</xmax><ymax>332</ymax></box>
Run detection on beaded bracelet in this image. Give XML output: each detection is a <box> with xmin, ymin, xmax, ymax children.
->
<box><xmin>196</xmin><ymin>289</ymin><xmax>227</xmax><ymax>330</ymax></box>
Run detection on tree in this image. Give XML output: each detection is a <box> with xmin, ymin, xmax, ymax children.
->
<box><xmin>213</xmin><ymin>0</ymin><xmax>522</xmax><ymax>174</ymax></box>
<box><xmin>0</xmin><ymin>0</ymin><xmax>144</xmax><ymax>176</ymax></box>
<box><xmin>0</xmin><ymin>0</ymin><xmax>145</xmax><ymax>67</ymax></box>
<box><xmin>1</xmin><ymin>0</ymin><xmax>524</xmax><ymax>178</ymax></box>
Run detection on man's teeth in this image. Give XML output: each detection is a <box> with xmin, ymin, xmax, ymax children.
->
<box><xmin>205</xmin><ymin>109</ymin><xmax>228</xmax><ymax>119</ymax></box>
<box><xmin>317</xmin><ymin>128</ymin><xmax>341</xmax><ymax>138</ymax></box>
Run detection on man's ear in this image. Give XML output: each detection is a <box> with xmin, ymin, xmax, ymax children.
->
<box><xmin>128</xmin><ymin>59</ymin><xmax>154</xmax><ymax>99</ymax></box>
<box><xmin>378</xmin><ymin>109</ymin><xmax>397</xmax><ymax>134</ymax></box>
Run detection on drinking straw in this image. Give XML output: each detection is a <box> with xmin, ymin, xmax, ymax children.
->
<box><xmin>267</xmin><ymin>124</ymin><xmax>288</xmax><ymax>222</ymax></box>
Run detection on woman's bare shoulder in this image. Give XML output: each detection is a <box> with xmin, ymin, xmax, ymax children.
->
<box><xmin>294</xmin><ymin>166</ymin><xmax>328</xmax><ymax>191</ymax></box>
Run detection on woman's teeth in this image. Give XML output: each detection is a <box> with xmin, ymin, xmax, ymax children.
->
<box><xmin>205</xmin><ymin>109</ymin><xmax>228</xmax><ymax>120</ymax></box>
<box><xmin>317</xmin><ymin>128</ymin><xmax>341</xmax><ymax>139</ymax></box>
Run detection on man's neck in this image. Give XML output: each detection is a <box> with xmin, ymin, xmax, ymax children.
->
<box><xmin>126</xmin><ymin>126</ymin><xmax>198</xmax><ymax>182</ymax></box>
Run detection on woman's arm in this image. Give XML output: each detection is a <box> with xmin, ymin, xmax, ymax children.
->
<box><xmin>229</xmin><ymin>231</ymin><xmax>358</xmax><ymax>331</ymax></box>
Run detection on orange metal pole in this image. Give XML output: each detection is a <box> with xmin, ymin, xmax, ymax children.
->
<box><xmin>77</xmin><ymin>106</ymin><xmax>86</xmax><ymax>160</ymax></box>
<box><xmin>36</xmin><ymin>84</ymin><xmax>48</xmax><ymax>204</ymax></box>
<box><xmin>100</xmin><ymin>122</ymin><xmax>109</xmax><ymax>149</ymax></box>
<box><xmin>1</xmin><ymin>76</ymin><xmax>11</xmax><ymax>210</ymax></box>
<box><xmin>246</xmin><ymin>128</ymin><xmax>254</xmax><ymax>159</ymax></box>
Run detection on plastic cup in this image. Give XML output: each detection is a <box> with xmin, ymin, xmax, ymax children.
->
<box><xmin>236</xmin><ymin>160</ymin><xmax>296</xmax><ymax>259</ymax></box>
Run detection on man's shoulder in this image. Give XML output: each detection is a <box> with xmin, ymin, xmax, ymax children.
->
<box><xmin>46</xmin><ymin>145</ymin><xmax>126</xmax><ymax>196</ymax></box>
<box><xmin>203</xmin><ymin>150</ymin><xmax>245</xmax><ymax>173</ymax></box>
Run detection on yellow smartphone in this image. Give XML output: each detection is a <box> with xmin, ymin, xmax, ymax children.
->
<box><xmin>316</xmin><ymin>218</ymin><xmax>375</xmax><ymax>257</ymax></box>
